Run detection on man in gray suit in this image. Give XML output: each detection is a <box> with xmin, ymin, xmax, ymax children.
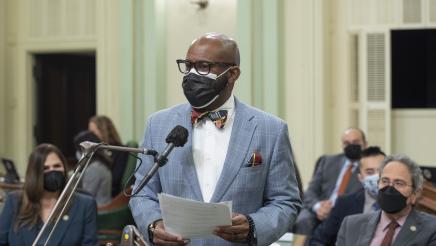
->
<box><xmin>129</xmin><ymin>33</ymin><xmax>302</xmax><ymax>246</ymax></box>
<box><xmin>293</xmin><ymin>128</ymin><xmax>367</xmax><ymax>240</ymax></box>
<box><xmin>337</xmin><ymin>154</ymin><xmax>436</xmax><ymax>246</ymax></box>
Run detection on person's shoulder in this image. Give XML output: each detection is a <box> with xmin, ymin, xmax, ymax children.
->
<box><xmin>92</xmin><ymin>160</ymin><xmax>111</xmax><ymax>171</ymax></box>
<box><xmin>339</xmin><ymin>188</ymin><xmax>364</xmax><ymax>200</ymax></box>
<box><xmin>415</xmin><ymin>210</ymin><xmax>436</xmax><ymax>225</ymax></box>
<box><xmin>335</xmin><ymin>188</ymin><xmax>365</xmax><ymax>206</ymax></box>
<box><xmin>74</xmin><ymin>192</ymin><xmax>97</xmax><ymax>207</ymax></box>
<box><xmin>344</xmin><ymin>211</ymin><xmax>374</xmax><ymax>224</ymax></box>
<box><xmin>3</xmin><ymin>190</ymin><xmax>22</xmax><ymax>206</ymax></box>
<box><xmin>320</xmin><ymin>153</ymin><xmax>345</xmax><ymax>162</ymax></box>
<box><xmin>236</xmin><ymin>99</ymin><xmax>286</xmax><ymax>126</ymax></box>
<box><xmin>148</xmin><ymin>103</ymin><xmax>190</xmax><ymax>120</ymax></box>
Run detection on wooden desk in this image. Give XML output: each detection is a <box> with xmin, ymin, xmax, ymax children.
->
<box><xmin>417</xmin><ymin>181</ymin><xmax>436</xmax><ymax>215</ymax></box>
<box><xmin>0</xmin><ymin>182</ymin><xmax>23</xmax><ymax>202</ymax></box>
<box><xmin>0</xmin><ymin>182</ymin><xmax>23</xmax><ymax>191</ymax></box>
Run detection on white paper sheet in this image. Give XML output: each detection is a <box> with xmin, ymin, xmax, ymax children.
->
<box><xmin>158</xmin><ymin>193</ymin><xmax>232</xmax><ymax>239</ymax></box>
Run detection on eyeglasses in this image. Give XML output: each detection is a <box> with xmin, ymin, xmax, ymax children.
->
<box><xmin>176</xmin><ymin>59</ymin><xmax>236</xmax><ymax>75</ymax></box>
<box><xmin>378</xmin><ymin>177</ymin><xmax>413</xmax><ymax>189</ymax></box>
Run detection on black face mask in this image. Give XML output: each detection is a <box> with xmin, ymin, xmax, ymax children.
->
<box><xmin>43</xmin><ymin>171</ymin><xmax>66</xmax><ymax>192</ymax></box>
<box><xmin>377</xmin><ymin>186</ymin><xmax>408</xmax><ymax>214</ymax></box>
<box><xmin>182</xmin><ymin>71</ymin><xmax>228</xmax><ymax>109</ymax></box>
<box><xmin>343</xmin><ymin>144</ymin><xmax>362</xmax><ymax>160</ymax></box>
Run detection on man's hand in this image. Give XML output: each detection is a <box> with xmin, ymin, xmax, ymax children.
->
<box><xmin>316</xmin><ymin>200</ymin><xmax>333</xmax><ymax>221</ymax></box>
<box><xmin>214</xmin><ymin>213</ymin><xmax>250</xmax><ymax>243</ymax></box>
<box><xmin>151</xmin><ymin>221</ymin><xmax>190</xmax><ymax>246</ymax></box>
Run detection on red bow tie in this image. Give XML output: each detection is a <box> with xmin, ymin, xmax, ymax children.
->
<box><xmin>191</xmin><ymin>109</ymin><xmax>228</xmax><ymax>129</ymax></box>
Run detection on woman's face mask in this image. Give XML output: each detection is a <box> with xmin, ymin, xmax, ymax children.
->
<box><xmin>43</xmin><ymin>170</ymin><xmax>66</xmax><ymax>192</ymax></box>
<box><xmin>182</xmin><ymin>67</ymin><xmax>231</xmax><ymax>109</ymax></box>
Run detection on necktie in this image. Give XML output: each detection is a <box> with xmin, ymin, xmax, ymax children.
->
<box><xmin>191</xmin><ymin>109</ymin><xmax>228</xmax><ymax>129</ymax></box>
<box><xmin>337</xmin><ymin>163</ymin><xmax>354</xmax><ymax>196</ymax></box>
<box><xmin>381</xmin><ymin>221</ymin><xmax>399</xmax><ymax>246</ymax></box>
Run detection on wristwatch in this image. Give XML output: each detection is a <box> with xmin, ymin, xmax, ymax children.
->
<box><xmin>147</xmin><ymin>219</ymin><xmax>162</xmax><ymax>243</ymax></box>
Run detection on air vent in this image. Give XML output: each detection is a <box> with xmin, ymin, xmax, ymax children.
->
<box><xmin>367</xmin><ymin>33</ymin><xmax>385</xmax><ymax>102</ymax></box>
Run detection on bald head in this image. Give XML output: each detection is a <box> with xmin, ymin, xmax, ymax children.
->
<box><xmin>188</xmin><ymin>33</ymin><xmax>240</xmax><ymax>66</ymax></box>
<box><xmin>341</xmin><ymin>127</ymin><xmax>367</xmax><ymax>149</ymax></box>
<box><xmin>183</xmin><ymin>33</ymin><xmax>241</xmax><ymax>111</ymax></box>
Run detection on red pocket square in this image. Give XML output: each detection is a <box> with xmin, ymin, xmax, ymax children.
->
<box><xmin>247</xmin><ymin>151</ymin><xmax>262</xmax><ymax>167</ymax></box>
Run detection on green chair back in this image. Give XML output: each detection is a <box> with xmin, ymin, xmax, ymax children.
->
<box><xmin>120</xmin><ymin>140</ymin><xmax>139</xmax><ymax>190</ymax></box>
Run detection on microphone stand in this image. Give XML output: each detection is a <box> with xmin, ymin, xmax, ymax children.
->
<box><xmin>32</xmin><ymin>147</ymin><xmax>98</xmax><ymax>246</ymax></box>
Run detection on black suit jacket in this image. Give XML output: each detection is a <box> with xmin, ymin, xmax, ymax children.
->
<box><xmin>310</xmin><ymin>188</ymin><xmax>366</xmax><ymax>246</ymax></box>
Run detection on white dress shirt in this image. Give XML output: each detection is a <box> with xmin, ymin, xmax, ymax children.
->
<box><xmin>192</xmin><ymin>95</ymin><xmax>235</xmax><ymax>202</ymax></box>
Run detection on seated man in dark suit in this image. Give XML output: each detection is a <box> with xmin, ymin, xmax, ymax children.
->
<box><xmin>337</xmin><ymin>154</ymin><xmax>436</xmax><ymax>246</ymax></box>
<box><xmin>293</xmin><ymin>127</ymin><xmax>367</xmax><ymax>240</ymax></box>
<box><xmin>309</xmin><ymin>146</ymin><xmax>386</xmax><ymax>246</ymax></box>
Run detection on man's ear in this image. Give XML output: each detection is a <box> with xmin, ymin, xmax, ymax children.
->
<box><xmin>228</xmin><ymin>67</ymin><xmax>240</xmax><ymax>84</ymax></box>
<box><xmin>358</xmin><ymin>172</ymin><xmax>364</xmax><ymax>182</ymax></box>
<box><xmin>410</xmin><ymin>189</ymin><xmax>422</xmax><ymax>205</ymax></box>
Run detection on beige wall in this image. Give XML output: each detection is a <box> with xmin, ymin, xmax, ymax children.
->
<box><xmin>1</xmin><ymin>0</ymin><xmax>436</xmax><ymax>184</ymax></box>
<box><xmin>163</xmin><ymin>0</ymin><xmax>237</xmax><ymax>106</ymax></box>
<box><xmin>392</xmin><ymin>110</ymin><xmax>436</xmax><ymax>165</ymax></box>
<box><xmin>283</xmin><ymin>0</ymin><xmax>329</xmax><ymax>186</ymax></box>
<box><xmin>0</xmin><ymin>0</ymin><xmax>5</xmax><ymax>158</ymax></box>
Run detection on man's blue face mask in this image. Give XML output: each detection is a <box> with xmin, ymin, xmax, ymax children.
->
<box><xmin>362</xmin><ymin>174</ymin><xmax>379</xmax><ymax>198</ymax></box>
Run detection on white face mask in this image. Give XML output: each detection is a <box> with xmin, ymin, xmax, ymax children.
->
<box><xmin>188</xmin><ymin>67</ymin><xmax>232</xmax><ymax>80</ymax></box>
<box><xmin>362</xmin><ymin>174</ymin><xmax>379</xmax><ymax>198</ymax></box>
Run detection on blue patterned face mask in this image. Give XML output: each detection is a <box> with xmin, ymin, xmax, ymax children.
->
<box><xmin>362</xmin><ymin>174</ymin><xmax>379</xmax><ymax>198</ymax></box>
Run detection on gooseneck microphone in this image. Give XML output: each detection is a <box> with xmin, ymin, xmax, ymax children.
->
<box><xmin>79</xmin><ymin>141</ymin><xmax>158</xmax><ymax>156</ymax></box>
<box><xmin>133</xmin><ymin>125</ymin><xmax>189</xmax><ymax>194</ymax></box>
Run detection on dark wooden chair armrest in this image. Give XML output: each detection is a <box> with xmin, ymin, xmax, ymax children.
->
<box><xmin>98</xmin><ymin>187</ymin><xmax>132</xmax><ymax>212</ymax></box>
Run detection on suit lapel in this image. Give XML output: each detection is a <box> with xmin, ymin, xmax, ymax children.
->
<box><xmin>178</xmin><ymin>105</ymin><xmax>203</xmax><ymax>201</ymax></box>
<box><xmin>26</xmin><ymin>208</ymin><xmax>74</xmax><ymax>245</ymax></box>
<box><xmin>393</xmin><ymin>210</ymin><xmax>421</xmax><ymax>246</ymax></box>
<box><xmin>47</xmin><ymin>201</ymin><xmax>76</xmax><ymax>245</ymax></box>
<box><xmin>210</xmin><ymin>100</ymin><xmax>257</xmax><ymax>203</ymax></box>
<box><xmin>355</xmin><ymin>188</ymin><xmax>365</xmax><ymax>212</ymax></box>
<box><xmin>359</xmin><ymin>211</ymin><xmax>381</xmax><ymax>245</ymax></box>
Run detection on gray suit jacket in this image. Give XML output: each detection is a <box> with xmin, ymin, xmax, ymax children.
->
<box><xmin>304</xmin><ymin>154</ymin><xmax>362</xmax><ymax>209</ymax></box>
<box><xmin>129</xmin><ymin>98</ymin><xmax>302</xmax><ymax>246</ymax></box>
<box><xmin>337</xmin><ymin>209</ymin><xmax>436</xmax><ymax>246</ymax></box>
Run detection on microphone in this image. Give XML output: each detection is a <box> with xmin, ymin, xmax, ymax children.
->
<box><xmin>133</xmin><ymin>125</ymin><xmax>188</xmax><ymax>194</ymax></box>
<box><xmin>79</xmin><ymin>141</ymin><xmax>158</xmax><ymax>156</ymax></box>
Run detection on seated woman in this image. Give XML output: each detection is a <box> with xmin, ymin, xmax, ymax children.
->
<box><xmin>0</xmin><ymin>143</ymin><xmax>97</xmax><ymax>245</ymax></box>
<box><xmin>89</xmin><ymin>115</ymin><xmax>129</xmax><ymax>196</ymax></box>
<box><xmin>74</xmin><ymin>130</ymin><xmax>112</xmax><ymax>206</ymax></box>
